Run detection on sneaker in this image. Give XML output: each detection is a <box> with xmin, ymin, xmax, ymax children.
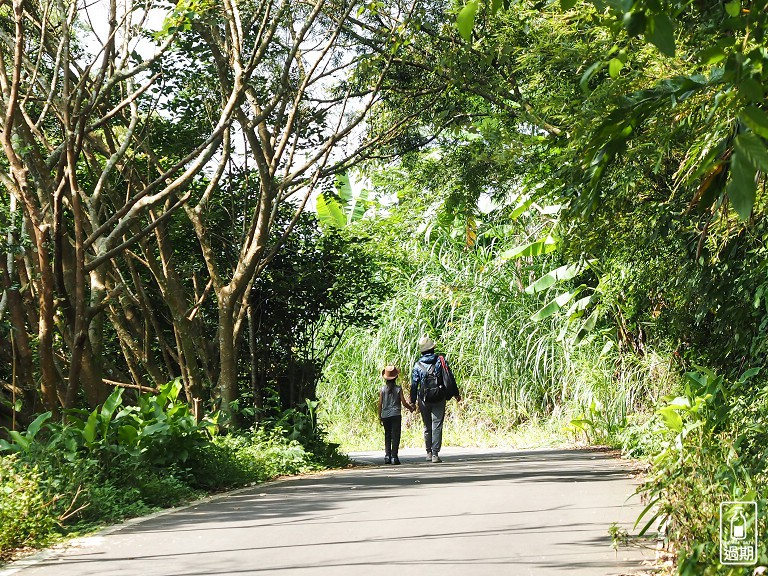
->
<box><xmin>384</xmin><ymin>456</ymin><xmax>391</xmax><ymax>464</ymax></box>
<box><xmin>426</xmin><ymin>452</ymin><xmax>432</xmax><ymax>461</ymax></box>
<box><xmin>431</xmin><ymin>454</ymin><xmax>442</xmax><ymax>463</ymax></box>
<box><xmin>392</xmin><ymin>457</ymin><xmax>401</xmax><ymax>465</ymax></box>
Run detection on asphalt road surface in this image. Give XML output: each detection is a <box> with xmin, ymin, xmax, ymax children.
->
<box><xmin>2</xmin><ymin>447</ymin><xmax>652</xmax><ymax>576</ymax></box>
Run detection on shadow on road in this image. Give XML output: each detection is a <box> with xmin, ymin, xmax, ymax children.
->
<box><xmin>25</xmin><ymin>449</ymin><xmax>648</xmax><ymax>575</ymax></box>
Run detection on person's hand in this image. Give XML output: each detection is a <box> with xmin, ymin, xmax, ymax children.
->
<box><xmin>456</xmin><ymin>395</ymin><xmax>462</xmax><ymax>403</ymax></box>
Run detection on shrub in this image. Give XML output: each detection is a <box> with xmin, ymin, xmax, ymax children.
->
<box><xmin>0</xmin><ymin>383</ymin><xmax>347</xmax><ymax>561</ymax></box>
<box><xmin>636</xmin><ymin>367</ymin><xmax>768</xmax><ymax>574</ymax></box>
<box><xmin>187</xmin><ymin>428</ymin><xmax>336</xmax><ymax>490</ymax></box>
<box><xmin>0</xmin><ymin>457</ymin><xmax>57</xmax><ymax>559</ymax></box>
<box><xmin>614</xmin><ymin>412</ymin><xmax>666</xmax><ymax>458</ymax></box>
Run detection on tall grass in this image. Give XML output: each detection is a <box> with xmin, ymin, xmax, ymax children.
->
<box><xmin>317</xmin><ymin>224</ymin><xmax>674</xmax><ymax>451</ymax></box>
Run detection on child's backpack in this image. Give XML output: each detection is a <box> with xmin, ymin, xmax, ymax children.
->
<box><xmin>417</xmin><ymin>361</ymin><xmax>446</xmax><ymax>403</ymax></box>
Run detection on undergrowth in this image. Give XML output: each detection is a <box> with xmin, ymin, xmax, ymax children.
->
<box><xmin>630</xmin><ymin>367</ymin><xmax>768</xmax><ymax>574</ymax></box>
<box><xmin>0</xmin><ymin>381</ymin><xmax>346</xmax><ymax>562</ymax></box>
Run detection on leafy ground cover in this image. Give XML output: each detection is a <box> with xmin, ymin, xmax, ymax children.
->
<box><xmin>0</xmin><ymin>381</ymin><xmax>346</xmax><ymax>562</ymax></box>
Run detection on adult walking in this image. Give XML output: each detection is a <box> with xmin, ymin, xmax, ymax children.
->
<box><xmin>411</xmin><ymin>336</ymin><xmax>461</xmax><ymax>463</ymax></box>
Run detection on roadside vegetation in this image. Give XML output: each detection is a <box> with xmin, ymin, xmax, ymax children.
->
<box><xmin>0</xmin><ymin>381</ymin><xmax>344</xmax><ymax>560</ymax></box>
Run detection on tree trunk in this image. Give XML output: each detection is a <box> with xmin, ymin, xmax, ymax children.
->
<box><xmin>35</xmin><ymin>234</ymin><xmax>60</xmax><ymax>417</ymax></box>
<box><xmin>216</xmin><ymin>293</ymin><xmax>240</xmax><ymax>427</ymax></box>
<box><xmin>248</xmin><ymin>303</ymin><xmax>263</xmax><ymax>422</ymax></box>
<box><xmin>152</xmin><ymin>221</ymin><xmax>206</xmax><ymax>401</ymax></box>
<box><xmin>82</xmin><ymin>267</ymin><xmax>108</xmax><ymax>406</ymax></box>
<box><xmin>0</xmin><ymin>255</ymin><xmax>36</xmax><ymax>406</ymax></box>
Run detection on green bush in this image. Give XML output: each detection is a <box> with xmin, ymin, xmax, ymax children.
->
<box><xmin>135</xmin><ymin>471</ymin><xmax>199</xmax><ymax>508</ymax></box>
<box><xmin>636</xmin><ymin>367</ymin><xmax>768</xmax><ymax>574</ymax></box>
<box><xmin>188</xmin><ymin>428</ymin><xmax>342</xmax><ymax>490</ymax></box>
<box><xmin>0</xmin><ymin>383</ymin><xmax>347</xmax><ymax>561</ymax></box>
<box><xmin>614</xmin><ymin>412</ymin><xmax>666</xmax><ymax>458</ymax></box>
<box><xmin>0</xmin><ymin>457</ymin><xmax>57</xmax><ymax>559</ymax></box>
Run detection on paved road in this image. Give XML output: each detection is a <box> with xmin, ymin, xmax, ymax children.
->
<box><xmin>2</xmin><ymin>448</ymin><xmax>652</xmax><ymax>576</ymax></box>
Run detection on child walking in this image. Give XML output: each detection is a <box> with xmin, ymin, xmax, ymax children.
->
<box><xmin>378</xmin><ymin>365</ymin><xmax>414</xmax><ymax>465</ymax></box>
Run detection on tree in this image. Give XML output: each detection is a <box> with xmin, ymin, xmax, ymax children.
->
<box><xmin>173</xmin><ymin>0</ymin><xmax>431</xmax><ymax>421</ymax></box>
<box><xmin>248</xmin><ymin>210</ymin><xmax>389</xmax><ymax>419</ymax></box>
<box><xmin>0</xmin><ymin>0</ymin><xmax>253</xmax><ymax>415</ymax></box>
<box><xmin>0</xmin><ymin>0</ymin><xmax>437</xmax><ymax>425</ymax></box>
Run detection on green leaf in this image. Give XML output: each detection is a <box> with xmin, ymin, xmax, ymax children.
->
<box><xmin>698</xmin><ymin>46</ymin><xmax>726</xmax><ymax>65</ymax></box>
<box><xmin>608</xmin><ymin>58</ymin><xmax>624</xmax><ymax>78</ymax></box>
<box><xmin>101</xmin><ymin>388</ymin><xmax>124</xmax><ymax>425</ymax></box>
<box><xmin>8</xmin><ymin>431</ymin><xmax>29</xmax><ymax>451</ymax></box>
<box><xmin>83</xmin><ymin>410</ymin><xmax>99</xmax><ymax>446</ymax></box>
<box><xmin>510</xmin><ymin>196</ymin><xmax>533</xmax><ymax>220</ymax></box>
<box><xmin>734</xmin><ymin>132</ymin><xmax>768</xmax><ymax>172</ymax></box>
<box><xmin>634</xmin><ymin>497</ymin><xmax>659</xmax><ymax>530</ymax></box>
<box><xmin>167</xmin><ymin>379</ymin><xmax>182</xmax><ymax>403</ymax></box>
<box><xmin>579</xmin><ymin>61</ymin><xmax>602</xmax><ymax>93</ymax></box>
<box><xmin>636</xmin><ymin>499</ymin><xmax>662</xmax><ymax>536</ymax></box>
<box><xmin>569</xmin><ymin>418</ymin><xmax>593</xmax><ymax>430</ymax></box>
<box><xmin>622</xmin><ymin>11</ymin><xmax>646</xmax><ymax>38</ymax></box>
<box><xmin>525</xmin><ymin>263</ymin><xmax>582</xmax><ymax>294</ymax></box>
<box><xmin>26</xmin><ymin>411</ymin><xmax>52</xmax><ymax>440</ymax></box>
<box><xmin>727</xmin><ymin>141</ymin><xmax>760</xmax><ymax>221</ymax></box>
<box><xmin>656</xmin><ymin>406</ymin><xmax>683</xmax><ymax>432</ymax></box>
<box><xmin>666</xmin><ymin>396</ymin><xmax>691</xmax><ymax>409</ymax></box>
<box><xmin>724</xmin><ymin>0</ymin><xmax>740</xmax><ymax>17</ymax></box>
<box><xmin>738</xmin><ymin>78</ymin><xmax>764</xmax><ymax>104</ymax></box>
<box><xmin>316</xmin><ymin>193</ymin><xmax>346</xmax><ymax>228</ymax></box>
<box><xmin>564</xmin><ymin>294</ymin><xmax>593</xmax><ymax>317</ymax></box>
<box><xmin>118</xmin><ymin>425</ymin><xmax>139</xmax><ymax>446</ymax></box>
<box><xmin>348</xmin><ymin>186</ymin><xmax>370</xmax><ymax>224</ymax></box>
<box><xmin>560</xmin><ymin>0</ymin><xmax>577</xmax><ymax>9</ymax></box>
<box><xmin>741</xmin><ymin>106</ymin><xmax>768</xmax><ymax>139</ymax></box>
<box><xmin>646</xmin><ymin>13</ymin><xmax>675</xmax><ymax>57</ymax></box>
<box><xmin>142</xmin><ymin>421</ymin><xmax>170</xmax><ymax>436</ymax></box>
<box><xmin>491</xmin><ymin>0</ymin><xmax>503</xmax><ymax>13</ymax></box>
<box><xmin>739</xmin><ymin>367</ymin><xmax>761</xmax><ymax>382</ymax></box>
<box><xmin>500</xmin><ymin>235</ymin><xmax>558</xmax><ymax>260</ymax></box>
<box><xmin>531</xmin><ymin>286</ymin><xmax>585</xmax><ymax>321</ymax></box>
<box><xmin>456</xmin><ymin>0</ymin><xmax>479</xmax><ymax>42</ymax></box>
<box><xmin>573</xmin><ymin>308</ymin><xmax>599</xmax><ymax>344</ymax></box>
<box><xmin>335</xmin><ymin>173</ymin><xmax>353</xmax><ymax>204</ymax></box>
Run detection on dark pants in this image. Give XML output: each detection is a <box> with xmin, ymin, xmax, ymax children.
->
<box><xmin>382</xmin><ymin>415</ymin><xmax>402</xmax><ymax>457</ymax></box>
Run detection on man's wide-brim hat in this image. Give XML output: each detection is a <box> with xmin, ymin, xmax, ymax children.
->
<box><xmin>418</xmin><ymin>336</ymin><xmax>436</xmax><ymax>353</ymax></box>
<box><xmin>382</xmin><ymin>365</ymin><xmax>400</xmax><ymax>380</ymax></box>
